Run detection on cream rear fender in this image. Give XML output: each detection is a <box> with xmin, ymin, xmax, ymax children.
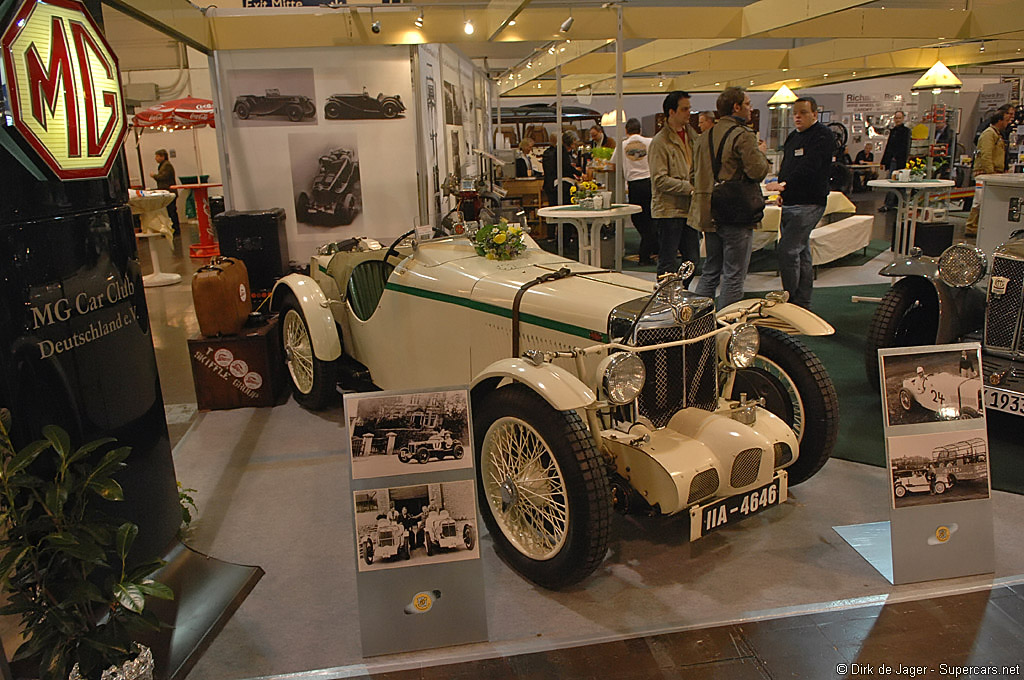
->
<box><xmin>271</xmin><ymin>274</ymin><xmax>342</xmax><ymax>362</ymax></box>
<box><xmin>471</xmin><ymin>358</ymin><xmax>596</xmax><ymax>412</ymax></box>
<box><xmin>717</xmin><ymin>300</ymin><xmax>834</xmax><ymax>336</ymax></box>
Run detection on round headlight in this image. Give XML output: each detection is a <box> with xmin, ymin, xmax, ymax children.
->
<box><xmin>600</xmin><ymin>352</ymin><xmax>646</xmax><ymax>405</ymax></box>
<box><xmin>727</xmin><ymin>324</ymin><xmax>760</xmax><ymax>368</ymax></box>
<box><xmin>938</xmin><ymin>244</ymin><xmax>987</xmax><ymax>288</ymax></box>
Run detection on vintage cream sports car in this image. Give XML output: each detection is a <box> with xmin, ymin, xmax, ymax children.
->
<box><xmin>899</xmin><ymin>369</ymin><xmax>983</xmax><ymax>418</ymax></box>
<box><xmin>397</xmin><ymin>429</ymin><xmax>465</xmax><ymax>464</ymax></box>
<box><xmin>421</xmin><ymin>508</ymin><xmax>476</xmax><ymax>554</ymax></box>
<box><xmin>272</xmin><ymin>231</ymin><xmax>839</xmax><ymax>588</ymax></box>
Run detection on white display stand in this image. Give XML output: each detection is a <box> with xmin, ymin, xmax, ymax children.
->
<box><xmin>136</xmin><ymin>232</ymin><xmax>182</xmax><ymax>287</ymax></box>
<box><xmin>537</xmin><ymin>203</ymin><xmax>641</xmax><ymax>270</ymax></box>
<box><xmin>867</xmin><ymin>179</ymin><xmax>954</xmax><ymax>258</ymax></box>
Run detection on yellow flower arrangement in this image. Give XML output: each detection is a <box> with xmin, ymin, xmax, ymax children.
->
<box><xmin>474</xmin><ymin>218</ymin><xmax>527</xmax><ymax>260</ymax></box>
<box><xmin>570</xmin><ymin>180</ymin><xmax>601</xmax><ymax>205</ymax></box>
<box><xmin>905</xmin><ymin>157</ymin><xmax>927</xmax><ymax>179</ymax></box>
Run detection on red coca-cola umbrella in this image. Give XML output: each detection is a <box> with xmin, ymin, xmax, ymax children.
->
<box><xmin>133</xmin><ymin>97</ymin><xmax>216</xmax><ymax>129</ymax></box>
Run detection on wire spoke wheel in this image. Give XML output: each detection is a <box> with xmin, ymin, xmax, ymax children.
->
<box><xmin>482</xmin><ymin>417</ymin><xmax>569</xmax><ymax>560</ymax></box>
<box><xmin>283</xmin><ymin>309</ymin><xmax>314</xmax><ymax>394</ymax></box>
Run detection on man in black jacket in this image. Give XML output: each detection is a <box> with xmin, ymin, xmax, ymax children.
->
<box><xmin>879</xmin><ymin>111</ymin><xmax>910</xmax><ymax>212</ymax></box>
<box><xmin>773</xmin><ymin>96</ymin><xmax>833</xmax><ymax>309</ymax></box>
<box><xmin>542</xmin><ymin>131</ymin><xmax>580</xmax><ymax>206</ymax></box>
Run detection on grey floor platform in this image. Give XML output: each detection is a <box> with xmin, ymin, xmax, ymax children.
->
<box><xmin>174</xmin><ymin>401</ymin><xmax>1024</xmax><ymax>680</ymax></box>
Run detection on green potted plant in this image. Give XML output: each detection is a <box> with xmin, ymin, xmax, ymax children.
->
<box><xmin>0</xmin><ymin>408</ymin><xmax>173</xmax><ymax>680</ymax></box>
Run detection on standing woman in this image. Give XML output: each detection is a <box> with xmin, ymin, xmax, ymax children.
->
<box><xmin>516</xmin><ymin>138</ymin><xmax>539</xmax><ymax>178</ymax></box>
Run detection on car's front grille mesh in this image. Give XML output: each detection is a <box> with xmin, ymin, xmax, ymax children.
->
<box><xmin>378</xmin><ymin>532</ymin><xmax>394</xmax><ymax>546</ymax></box>
<box><xmin>688</xmin><ymin>468</ymin><xmax>720</xmax><ymax>504</ymax></box>
<box><xmin>730</xmin><ymin>448</ymin><xmax>763</xmax><ymax>488</ymax></box>
<box><xmin>985</xmin><ymin>255</ymin><xmax>1024</xmax><ymax>356</ymax></box>
<box><xmin>774</xmin><ymin>442</ymin><xmax>794</xmax><ymax>469</ymax></box>
<box><xmin>441</xmin><ymin>523</ymin><xmax>457</xmax><ymax>537</ymax></box>
<box><xmin>635</xmin><ymin>309</ymin><xmax>718</xmax><ymax>428</ymax></box>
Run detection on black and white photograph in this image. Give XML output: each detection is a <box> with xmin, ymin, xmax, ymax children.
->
<box><xmin>888</xmin><ymin>429</ymin><xmax>991</xmax><ymax>509</ymax></box>
<box><xmin>346</xmin><ymin>389</ymin><xmax>471</xmax><ymax>479</ymax></box>
<box><xmin>288</xmin><ymin>133</ymin><xmax>363</xmax><ymax>231</ymax></box>
<box><xmin>448</xmin><ymin>127</ymin><xmax>462</xmax><ymax>179</ymax></box>
<box><xmin>323</xmin><ymin>88</ymin><xmax>407</xmax><ymax>120</ymax></box>
<box><xmin>442</xmin><ymin>80</ymin><xmax>460</xmax><ymax>126</ymax></box>
<box><xmin>226</xmin><ymin>68</ymin><xmax>317</xmax><ymax>127</ymax></box>
<box><xmin>880</xmin><ymin>346</ymin><xmax>984</xmax><ymax>428</ymax></box>
<box><xmin>354</xmin><ymin>480</ymin><xmax>480</xmax><ymax>572</ymax></box>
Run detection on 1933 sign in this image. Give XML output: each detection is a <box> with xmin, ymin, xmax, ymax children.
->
<box><xmin>1</xmin><ymin>0</ymin><xmax>126</xmax><ymax>180</ymax></box>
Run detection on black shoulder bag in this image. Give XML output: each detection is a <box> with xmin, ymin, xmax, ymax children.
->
<box><xmin>709</xmin><ymin>125</ymin><xmax>765</xmax><ymax>226</ymax></box>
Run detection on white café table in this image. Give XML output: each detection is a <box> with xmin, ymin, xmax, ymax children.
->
<box><xmin>867</xmin><ymin>179</ymin><xmax>954</xmax><ymax>258</ymax></box>
<box><xmin>537</xmin><ymin>203</ymin><xmax>642</xmax><ymax>270</ymax></box>
<box><xmin>128</xmin><ymin>189</ymin><xmax>181</xmax><ymax>287</ymax></box>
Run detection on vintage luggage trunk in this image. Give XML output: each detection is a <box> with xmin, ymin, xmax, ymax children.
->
<box><xmin>192</xmin><ymin>256</ymin><xmax>252</xmax><ymax>337</ymax></box>
<box><xmin>188</xmin><ymin>315</ymin><xmax>285</xmax><ymax>410</ymax></box>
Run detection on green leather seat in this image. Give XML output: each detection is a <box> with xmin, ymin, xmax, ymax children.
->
<box><xmin>347</xmin><ymin>260</ymin><xmax>394</xmax><ymax>322</ymax></box>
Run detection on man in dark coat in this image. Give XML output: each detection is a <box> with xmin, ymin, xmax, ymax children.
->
<box><xmin>151</xmin><ymin>149</ymin><xmax>179</xmax><ymax>234</ymax></box>
<box><xmin>879</xmin><ymin>111</ymin><xmax>910</xmax><ymax>212</ymax></box>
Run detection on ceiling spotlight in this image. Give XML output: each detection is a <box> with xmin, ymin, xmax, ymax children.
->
<box><xmin>464</xmin><ymin>18</ymin><xmax>474</xmax><ymax>34</ymax></box>
<box><xmin>508</xmin><ymin>19</ymin><xmax>516</xmax><ymax>26</ymax></box>
<box><xmin>979</xmin><ymin>42</ymin><xmax>985</xmax><ymax>52</ymax></box>
<box><xmin>560</xmin><ymin>14</ymin><xmax>574</xmax><ymax>33</ymax></box>
<box><xmin>372</xmin><ymin>19</ymin><xmax>381</xmax><ymax>33</ymax></box>
<box><xmin>549</xmin><ymin>46</ymin><xmax>555</xmax><ymax>54</ymax></box>
<box><xmin>414</xmin><ymin>12</ymin><xmax>423</xmax><ymax>28</ymax></box>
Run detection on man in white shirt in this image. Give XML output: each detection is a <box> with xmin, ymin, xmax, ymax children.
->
<box><xmin>614</xmin><ymin>118</ymin><xmax>656</xmax><ymax>265</ymax></box>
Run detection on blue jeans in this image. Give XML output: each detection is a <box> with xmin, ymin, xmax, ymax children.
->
<box><xmin>656</xmin><ymin>217</ymin><xmax>700</xmax><ymax>284</ymax></box>
<box><xmin>778</xmin><ymin>204</ymin><xmax>826</xmax><ymax>309</ymax></box>
<box><xmin>695</xmin><ymin>223</ymin><xmax>754</xmax><ymax>308</ymax></box>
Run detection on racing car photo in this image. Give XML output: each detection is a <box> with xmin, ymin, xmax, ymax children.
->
<box><xmin>294</xmin><ymin>148</ymin><xmax>362</xmax><ymax>226</ymax></box>
<box><xmin>325</xmin><ymin>89</ymin><xmax>406</xmax><ymax>120</ymax></box>
<box><xmin>397</xmin><ymin>429</ymin><xmax>465</xmax><ymax>464</ymax></box>
<box><xmin>234</xmin><ymin>89</ymin><xmax>317</xmax><ymax>122</ymax></box>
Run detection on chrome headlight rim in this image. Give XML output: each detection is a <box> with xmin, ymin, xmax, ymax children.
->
<box><xmin>726</xmin><ymin>323</ymin><xmax>760</xmax><ymax>369</ymax></box>
<box><xmin>599</xmin><ymin>352</ymin><xmax>646</xmax><ymax>406</ymax></box>
<box><xmin>938</xmin><ymin>244</ymin><xmax>987</xmax><ymax>288</ymax></box>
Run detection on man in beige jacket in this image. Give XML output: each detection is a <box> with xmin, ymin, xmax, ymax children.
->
<box><xmin>692</xmin><ymin>87</ymin><xmax>769</xmax><ymax>307</ymax></box>
<box><xmin>649</xmin><ymin>91</ymin><xmax>699</xmax><ymax>282</ymax></box>
<box><xmin>966</xmin><ymin>109</ymin><xmax>1012</xmax><ymax>235</ymax></box>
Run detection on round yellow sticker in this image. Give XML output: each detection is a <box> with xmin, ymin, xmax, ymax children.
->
<box><xmin>413</xmin><ymin>593</ymin><xmax>433</xmax><ymax>612</ymax></box>
<box><xmin>935</xmin><ymin>526</ymin><xmax>951</xmax><ymax>543</ymax></box>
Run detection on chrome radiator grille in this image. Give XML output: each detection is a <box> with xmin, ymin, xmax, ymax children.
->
<box><xmin>730</xmin><ymin>448</ymin><xmax>763</xmax><ymax>488</ymax></box>
<box><xmin>635</xmin><ymin>310</ymin><xmax>718</xmax><ymax>428</ymax></box>
<box><xmin>441</xmin><ymin>522</ymin><xmax>457</xmax><ymax>537</ymax></box>
<box><xmin>378</xmin><ymin>532</ymin><xmax>395</xmax><ymax>546</ymax></box>
<box><xmin>985</xmin><ymin>254</ymin><xmax>1024</xmax><ymax>357</ymax></box>
<box><xmin>688</xmin><ymin>468</ymin><xmax>720</xmax><ymax>504</ymax></box>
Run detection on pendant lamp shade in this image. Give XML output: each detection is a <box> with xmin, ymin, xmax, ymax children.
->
<box><xmin>912</xmin><ymin>61</ymin><xmax>962</xmax><ymax>90</ymax></box>
<box><xmin>767</xmin><ymin>85</ymin><xmax>798</xmax><ymax>105</ymax></box>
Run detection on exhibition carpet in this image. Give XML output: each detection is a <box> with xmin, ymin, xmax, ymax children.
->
<box><xmin>744</xmin><ymin>282</ymin><xmax>1024</xmax><ymax>495</ymax></box>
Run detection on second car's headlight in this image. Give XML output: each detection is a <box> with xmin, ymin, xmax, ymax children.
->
<box><xmin>599</xmin><ymin>352</ymin><xmax>646</xmax><ymax>405</ymax></box>
<box><xmin>938</xmin><ymin>243</ymin><xmax>987</xmax><ymax>287</ymax></box>
<box><xmin>726</xmin><ymin>324</ymin><xmax>760</xmax><ymax>368</ymax></box>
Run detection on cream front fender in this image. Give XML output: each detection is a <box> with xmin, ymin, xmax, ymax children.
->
<box><xmin>472</xmin><ymin>359</ymin><xmax>596</xmax><ymax>412</ymax></box>
<box><xmin>717</xmin><ymin>300</ymin><xmax>834</xmax><ymax>336</ymax></box>
<box><xmin>271</xmin><ymin>274</ymin><xmax>342</xmax><ymax>362</ymax></box>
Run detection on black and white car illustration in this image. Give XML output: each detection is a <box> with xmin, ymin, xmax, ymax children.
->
<box><xmin>233</xmin><ymin>89</ymin><xmax>316</xmax><ymax>122</ymax></box>
<box><xmin>397</xmin><ymin>429</ymin><xmax>465</xmax><ymax>463</ymax></box>
<box><xmin>894</xmin><ymin>469</ymin><xmax>954</xmax><ymax>497</ymax></box>
<box><xmin>295</xmin><ymin>148</ymin><xmax>362</xmax><ymax>226</ymax></box>
<box><xmin>362</xmin><ymin>515</ymin><xmax>410</xmax><ymax>564</ymax></box>
<box><xmin>325</xmin><ymin>89</ymin><xmax>406</xmax><ymax>120</ymax></box>
<box><xmin>420</xmin><ymin>508</ymin><xmax>475</xmax><ymax>555</ymax></box>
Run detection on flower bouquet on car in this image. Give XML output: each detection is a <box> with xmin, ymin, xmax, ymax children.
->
<box><xmin>473</xmin><ymin>218</ymin><xmax>527</xmax><ymax>260</ymax></box>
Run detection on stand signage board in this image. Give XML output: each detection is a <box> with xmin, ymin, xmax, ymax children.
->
<box><xmin>878</xmin><ymin>343</ymin><xmax>994</xmax><ymax>584</ymax></box>
<box><xmin>1</xmin><ymin>0</ymin><xmax>127</xmax><ymax>180</ymax></box>
<box><xmin>344</xmin><ymin>386</ymin><xmax>487</xmax><ymax>657</ymax></box>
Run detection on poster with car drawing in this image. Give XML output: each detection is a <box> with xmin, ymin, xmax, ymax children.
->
<box><xmin>226</xmin><ymin>68</ymin><xmax>318</xmax><ymax>127</ymax></box>
<box><xmin>353</xmin><ymin>480</ymin><xmax>480</xmax><ymax>573</ymax></box>
<box><xmin>287</xmin><ymin>133</ymin><xmax>363</xmax><ymax>232</ymax></box>
<box><xmin>887</xmin><ymin>428</ymin><xmax>991</xmax><ymax>510</ymax></box>
<box><xmin>880</xmin><ymin>346</ymin><xmax>984</xmax><ymax>428</ymax></box>
<box><xmin>346</xmin><ymin>388</ymin><xmax>471</xmax><ymax>479</ymax></box>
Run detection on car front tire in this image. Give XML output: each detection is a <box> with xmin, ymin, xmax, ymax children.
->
<box><xmin>899</xmin><ymin>388</ymin><xmax>916</xmax><ymax>412</ymax></box>
<box><xmin>363</xmin><ymin>542</ymin><xmax>374</xmax><ymax>565</ymax></box>
<box><xmin>474</xmin><ymin>383</ymin><xmax>612</xmax><ymax>590</ymax></box>
<box><xmin>280</xmin><ymin>293</ymin><xmax>337</xmax><ymax>410</ymax></box>
<box><xmin>730</xmin><ymin>327</ymin><xmax>838</xmax><ymax>486</ymax></box>
<box><xmin>463</xmin><ymin>524</ymin><xmax>475</xmax><ymax>551</ymax></box>
<box><xmin>382</xmin><ymin>101</ymin><xmax>400</xmax><ymax>118</ymax></box>
<box><xmin>325</xmin><ymin>101</ymin><xmax>342</xmax><ymax>119</ymax></box>
<box><xmin>895</xmin><ymin>484</ymin><xmax>907</xmax><ymax>498</ymax></box>
<box><xmin>296</xmin><ymin>192</ymin><xmax>311</xmax><ymax>223</ymax></box>
<box><xmin>234</xmin><ymin>101</ymin><xmax>251</xmax><ymax>119</ymax></box>
<box><xmin>933</xmin><ymin>481</ymin><xmax>947</xmax><ymax>494</ymax></box>
<box><xmin>286</xmin><ymin>104</ymin><xmax>304</xmax><ymax>122</ymax></box>
<box><xmin>864</xmin><ymin>280</ymin><xmax>939</xmax><ymax>391</ymax></box>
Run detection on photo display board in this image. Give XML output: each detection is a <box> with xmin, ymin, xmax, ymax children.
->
<box><xmin>344</xmin><ymin>387</ymin><xmax>487</xmax><ymax>656</ymax></box>
<box><xmin>878</xmin><ymin>342</ymin><xmax>994</xmax><ymax>584</ymax></box>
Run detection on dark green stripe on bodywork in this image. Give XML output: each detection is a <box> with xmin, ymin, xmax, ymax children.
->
<box><xmin>385</xmin><ymin>282</ymin><xmax>609</xmax><ymax>342</ymax></box>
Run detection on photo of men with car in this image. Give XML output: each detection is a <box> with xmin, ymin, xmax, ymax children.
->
<box><xmin>345</xmin><ymin>388</ymin><xmax>471</xmax><ymax>479</ymax></box>
<box><xmin>887</xmin><ymin>428</ymin><xmax>991</xmax><ymax>509</ymax></box>
<box><xmin>880</xmin><ymin>345</ymin><xmax>984</xmax><ymax>428</ymax></box>
<box><xmin>353</xmin><ymin>480</ymin><xmax>479</xmax><ymax>572</ymax></box>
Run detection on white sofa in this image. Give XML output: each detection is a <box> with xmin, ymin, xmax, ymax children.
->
<box><xmin>755</xmin><ymin>192</ymin><xmax>873</xmax><ymax>265</ymax></box>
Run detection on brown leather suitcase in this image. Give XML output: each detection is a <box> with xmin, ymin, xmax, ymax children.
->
<box><xmin>192</xmin><ymin>256</ymin><xmax>252</xmax><ymax>337</ymax></box>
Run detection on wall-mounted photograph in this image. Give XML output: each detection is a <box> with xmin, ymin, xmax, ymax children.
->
<box><xmin>887</xmin><ymin>429</ymin><xmax>991</xmax><ymax>509</ymax></box>
<box><xmin>288</xmin><ymin>133</ymin><xmax>363</xmax><ymax>230</ymax></box>
<box><xmin>226</xmin><ymin>68</ymin><xmax>317</xmax><ymax>127</ymax></box>
<box><xmin>880</xmin><ymin>347</ymin><xmax>984</xmax><ymax>427</ymax></box>
<box><xmin>346</xmin><ymin>389</ymin><xmax>471</xmax><ymax>479</ymax></box>
<box><xmin>324</xmin><ymin>88</ymin><xmax>406</xmax><ymax>120</ymax></box>
<box><xmin>354</xmin><ymin>480</ymin><xmax>479</xmax><ymax>572</ymax></box>
<box><xmin>442</xmin><ymin>80</ymin><xmax>461</xmax><ymax>126</ymax></box>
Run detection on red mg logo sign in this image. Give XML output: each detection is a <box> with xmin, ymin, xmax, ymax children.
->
<box><xmin>1</xmin><ymin>0</ymin><xmax>126</xmax><ymax>180</ymax></box>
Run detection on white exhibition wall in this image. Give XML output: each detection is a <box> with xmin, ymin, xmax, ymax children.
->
<box><xmin>122</xmin><ymin>48</ymin><xmax>221</xmax><ymax>189</ymax></box>
<box><xmin>212</xmin><ymin>46</ymin><xmax>420</xmax><ymax>259</ymax></box>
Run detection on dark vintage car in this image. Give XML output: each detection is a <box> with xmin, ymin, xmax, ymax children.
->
<box><xmin>325</xmin><ymin>90</ymin><xmax>406</xmax><ymax>120</ymax></box>
<box><xmin>233</xmin><ymin>89</ymin><xmax>316</xmax><ymax>122</ymax></box>
<box><xmin>295</xmin><ymin>148</ymin><xmax>361</xmax><ymax>226</ymax></box>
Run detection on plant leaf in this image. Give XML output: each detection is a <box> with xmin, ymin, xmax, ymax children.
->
<box><xmin>116</xmin><ymin>522</ymin><xmax>138</xmax><ymax>559</ymax></box>
<box><xmin>41</xmin><ymin>425</ymin><xmax>71</xmax><ymax>461</ymax></box>
<box><xmin>6</xmin><ymin>440</ymin><xmax>49</xmax><ymax>475</ymax></box>
<box><xmin>113</xmin><ymin>582</ymin><xmax>146</xmax><ymax>613</ymax></box>
<box><xmin>126</xmin><ymin>558</ymin><xmax>166</xmax><ymax>582</ymax></box>
<box><xmin>92</xmin><ymin>445</ymin><xmax>131</xmax><ymax>477</ymax></box>
<box><xmin>0</xmin><ymin>545</ymin><xmax>30</xmax><ymax>580</ymax></box>
<box><xmin>67</xmin><ymin>436</ymin><xmax>115</xmax><ymax>466</ymax></box>
<box><xmin>137</xmin><ymin>579</ymin><xmax>174</xmax><ymax>600</ymax></box>
<box><xmin>87</xmin><ymin>477</ymin><xmax>124</xmax><ymax>501</ymax></box>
